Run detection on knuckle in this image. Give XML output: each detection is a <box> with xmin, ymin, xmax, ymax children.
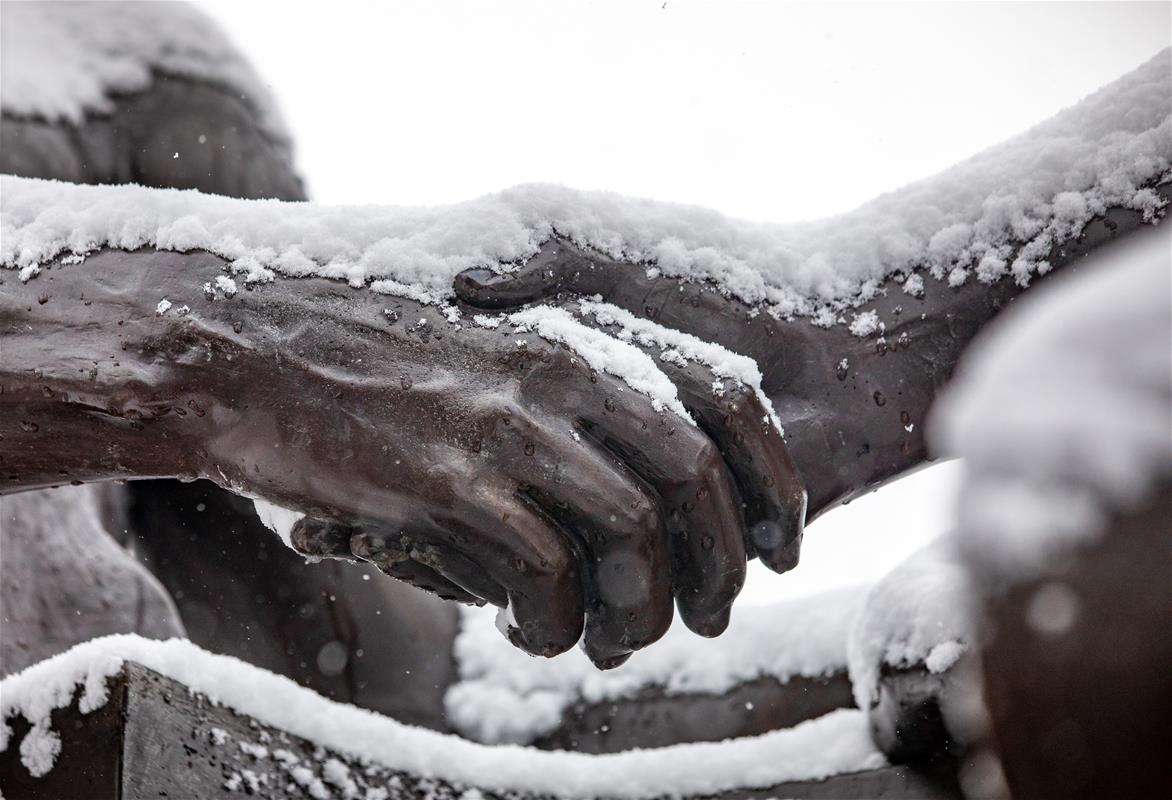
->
<box><xmin>691</xmin><ymin>437</ymin><xmax>725</xmax><ymax>479</ymax></box>
<box><xmin>524</xmin><ymin>538</ymin><xmax>575</xmax><ymax>582</ymax></box>
<box><xmin>601</xmin><ymin>487</ymin><xmax>662</xmax><ymax>541</ymax></box>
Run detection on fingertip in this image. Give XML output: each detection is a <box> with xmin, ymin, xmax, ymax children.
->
<box><xmin>453</xmin><ymin>268</ymin><xmax>512</xmax><ymax>308</ymax></box>
<box><xmin>290</xmin><ymin>517</ymin><xmax>354</xmax><ymax>561</ymax></box>
<box><xmin>684</xmin><ymin>604</ymin><xmax>732</xmax><ymax>638</ymax></box>
<box><xmin>505</xmin><ymin>619</ymin><xmax>579</xmax><ymax>658</ymax></box>
<box><xmin>504</xmin><ymin>592</ymin><xmax>584</xmax><ymax>658</ymax></box>
<box><xmin>591</xmin><ymin>652</ymin><xmax>633</xmax><ymax>671</ymax></box>
<box><xmin>756</xmin><ymin>526</ymin><xmax>803</xmax><ymax>574</ymax></box>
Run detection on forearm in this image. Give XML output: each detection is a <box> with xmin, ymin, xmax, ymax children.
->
<box><xmin>0</xmin><ymin>249</ymin><xmax>245</xmax><ymax>491</ymax></box>
<box><xmin>775</xmin><ymin>190</ymin><xmax>1170</xmax><ymax>518</ymax></box>
<box><xmin>455</xmin><ymin>187</ymin><xmax>1169</xmax><ymax>521</ymax></box>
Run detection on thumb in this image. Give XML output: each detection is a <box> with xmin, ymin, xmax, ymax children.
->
<box><xmin>454</xmin><ymin>236</ymin><xmax>599</xmax><ymax>309</ymax></box>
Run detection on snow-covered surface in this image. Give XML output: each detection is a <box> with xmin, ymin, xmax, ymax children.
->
<box><xmin>251</xmin><ymin>498</ymin><xmax>306</xmax><ymax>550</ymax></box>
<box><xmin>446</xmin><ymin>587</ymin><xmax>864</xmax><ymax>745</ymax></box>
<box><xmin>3</xmin><ymin>48</ymin><xmax>1168</xmax><ymax>331</ymax></box>
<box><xmin>0</xmin><ymin>1</ymin><xmax>288</xmax><ymax>141</ymax></box>
<box><xmin>505</xmin><ymin>305</ymin><xmax>692</xmax><ymax>422</ymax></box>
<box><xmin>577</xmin><ymin>299</ymin><xmax>784</xmax><ymax>432</ymax></box>
<box><xmin>932</xmin><ymin>222</ymin><xmax>1172</xmax><ymax>578</ymax></box>
<box><xmin>846</xmin><ymin>539</ymin><xmax>972</xmax><ymax>709</ymax></box>
<box><xmin>0</xmin><ymin>635</ymin><xmax>885</xmax><ymax>795</ymax></box>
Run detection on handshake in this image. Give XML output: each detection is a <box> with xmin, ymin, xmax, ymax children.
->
<box><xmin>7</xmin><ymin>160</ymin><xmax>1157</xmax><ymax>667</ymax></box>
<box><xmin>3</xmin><ymin>213</ymin><xmax>814</xmax><ymax>670</ymax></box>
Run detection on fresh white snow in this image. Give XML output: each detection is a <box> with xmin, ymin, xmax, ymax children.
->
<box><xmin>251</xmin><ymin>498</ymin><xmax>306</xmax><ymax>550</ymax></box>
<box><xmin>931</xmin><ymin>222</ymin><xmax>1172</xmax><ymax>578</ymax></box>
<box><xmin>2</xmin><ymin>49</ymin><xmax>1167</xmax><ymax>334</ymax></box>
<box><xmin>0</xmin><ymin>635</ymin><xmax>885</xmax><ymax>795</ymax></box>
<box><xmin>446</xmin><ymin>587</ymin><xmax>865</xmax><ymax>745</ymax></box>
<box><xmin>577</xmin><ymin>299</ymin><xmax>784</xmax><ymax>432</ymax></box>
<box><xmin>0</xmin><ymin>1</ymin><xmax>288</xmax><ymax>141</ymax></box>
<box><xmin>505</xmin><ymin>306</ymin><xmax>693</xmax><ymax>422</ymax></box>
<box><xmin>846</xmin><ymin>539</ymin><xmax>972</xmax><ymax>709</ymax></box>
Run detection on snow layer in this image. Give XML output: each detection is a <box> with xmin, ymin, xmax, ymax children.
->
<box><xmin>846</xmin><ymin>540</ymin><xmax>973</xmax><ymax>709</ymax></box>
<box><xmin>932</xmin><ymin>222</ymin><xmax>1172</xmax><ymax>578</ymax></box>
<box><xmin>577</xmin><ymin>300</ymin><xmax>784</xmax><ymax>432</ymax></box>
<box><xmin>0</xmin><ymin>635</ymin><xmax>885</xmax><ymax>795</ymax></box>
<box><xmin>447</xmin><ymin>588</ymin><xmax>865</xmax><ymax>745</ymax></box>
<box><xmin>0</xmin><ymin>1</ymin><xmax>288</xmax><ymax>141</ymax></box>
<box><xmin>506</xmin><ymin>306</ymin><xmax>693</xmax><ymax>422</ymax></box>
<box><xmin>251</xmin><ymin>498</ymin><xmax>306</xmax><ymax>550</ymax></box>
<box><xmin>2</xmin><ymin>49</ymin><xmax>1168</xmax><ymax>329</ymax></box>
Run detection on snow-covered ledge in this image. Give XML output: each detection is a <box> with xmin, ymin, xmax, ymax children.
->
<box><xmin>0</xmin><ymin>635</ymin><xmax>895</xmax><ymax>799</ymax></box>
<box><xmin>446</xmin><ymin>588</ymin><xmax>865</xmax><ymax>746</ymax></box>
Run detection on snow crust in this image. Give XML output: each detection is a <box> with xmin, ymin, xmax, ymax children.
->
<box><xmin>932</xmin><ymin>223</ymin><xmax>1172</xmax><ymax>578</ymax></box>
<box><xmin>846</xmin><ymin>540</ymin><xmax>972</xmax><ymax>709</ymax></box>
<box><xmin>0</xmin><ymin>1</ymin><xmax>288</xmax><ymax>141</ymax></box>
<box><xmin>3</xmin><ymin>49</ymin><xmax>1167</xmax><ymax>332</ymax></box>
<box><xmin>446</xmin><ymin>588</ymin><xmax>864</xmax><ymax>745</ymax></box>
<box><xmin>0</xmin><ymin>635</ymin><xmax>885</xmax><ymax>795</ymax></box>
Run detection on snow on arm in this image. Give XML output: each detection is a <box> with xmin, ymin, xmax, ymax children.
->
<box><xmin>3</xmin><ymin>49</ymin><xmax>1167</xmax><ymax>334</ymax></box>
<box><xmin>0</xmin><ymin>1</ymin><xmax>288</xmax><ymax>141</ymax></box>
<box><xmin>446</xmin><ymin>587</ymin><xmax>865</xmax><ymax>745</ymax></box>
<box><xmin>0</xmin><ymin>635</ymin><xmax>885</xmax><ymax>795</ymax></box>
<box><xmin>930</xmin><ymin>223</ymin><xmax>1172</xmax><ymax>578</ymax></box>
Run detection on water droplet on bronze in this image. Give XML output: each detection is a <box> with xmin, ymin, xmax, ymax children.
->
<box><xmin>946</xmin><ymin>314</ymin><xmax>962</xmax><ymax>340</ymax></box>
<box><xmin>873</xmin><ymin>391</ymin><xmax>887</xmax><ymax>407</ymax></box>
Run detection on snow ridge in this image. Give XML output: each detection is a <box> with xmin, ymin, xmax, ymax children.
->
<box><xmin>2</xmin><ymin>49</ymin><xmax>1168</xmax><ymax>332</ymax></box>
<box><xmin>447</xmin><ymin>588</ymin><xmax>864</xmax><ymax>745</ymax></box>
<box><xmin>0</xmin><ymin>635</ymin><xmax>884</xmax><ymax>796</ymax></box>
<box><xmin>576</xmin><ymin>299</ymin><xmax>784</xmax><ymax>432</ymax></box>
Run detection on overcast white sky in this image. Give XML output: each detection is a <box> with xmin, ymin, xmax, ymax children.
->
<box><xmin>200</xmin><ymin>0</ymin><xmax>1169</xmax><ymax>604</ymax></box>
<box><xmin>203</xmin><ymin>0</ymin><xmax>1169</xmax><ymax>222</ymax></box>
